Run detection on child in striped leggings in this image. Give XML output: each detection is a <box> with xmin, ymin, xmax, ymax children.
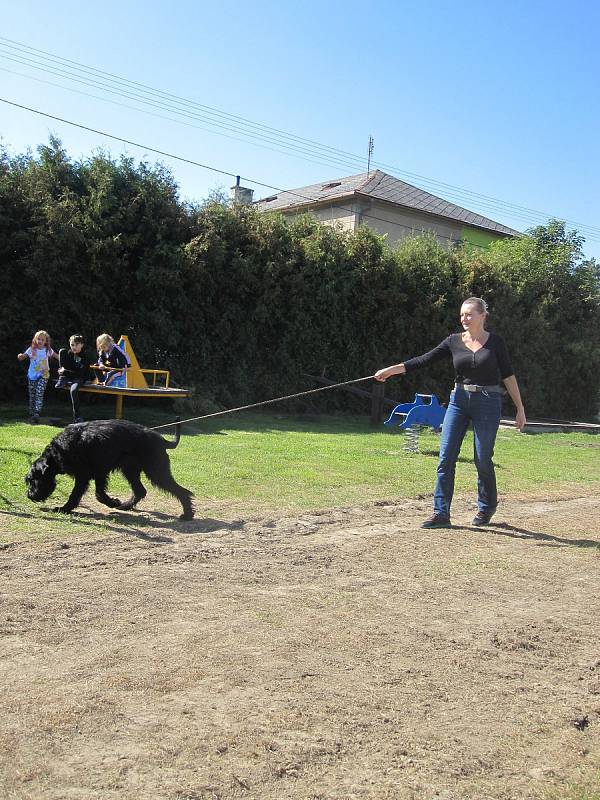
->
<box><xmin>17</xmin><ymin>330</ymin><xmax>59</xmax><ymax>423</ymax></box>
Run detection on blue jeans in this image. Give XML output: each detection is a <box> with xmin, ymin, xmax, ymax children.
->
<box><xmin>434</xmin><ymin>386</ymin><xmax>503</xmax><ymax>518</ymax></box>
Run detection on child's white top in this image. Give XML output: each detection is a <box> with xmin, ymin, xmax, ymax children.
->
<box><xmin>25</xmin><ymin>346</ymin><xmax>54</xmax><ymax>381</ymax></box>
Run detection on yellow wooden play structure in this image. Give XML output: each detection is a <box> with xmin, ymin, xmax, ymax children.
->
<box><xmin>73</xmin><ymin>335</ymin><xmax>189</xmax><ymax>419</ymax></box>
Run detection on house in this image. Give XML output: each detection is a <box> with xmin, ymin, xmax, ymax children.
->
<box><xmin>253</xmin><ymin>170</ymin><xmax>520</xmax><ymax>249</ymax></box>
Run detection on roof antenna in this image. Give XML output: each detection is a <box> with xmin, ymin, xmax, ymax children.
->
<box><xmin>367</xmin><ymin>136</ymin><xmax>374</xmax><ymax>174</ymax></box>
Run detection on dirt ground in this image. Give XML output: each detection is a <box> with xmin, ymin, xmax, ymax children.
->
<box><xmin>1</xmin><ymin>489</ymin><xmax>600</xmax><ymax>800</ymax></box>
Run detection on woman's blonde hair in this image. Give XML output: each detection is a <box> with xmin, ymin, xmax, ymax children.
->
<box><xmin>462</xmin><ymin>297</ymin><xmax>488</xmax><ymax>315</ymax></box>
<box><xmin>96</xmin><ymin>333</ymin><xmax>114</xmax><ymax>351</ymax></box>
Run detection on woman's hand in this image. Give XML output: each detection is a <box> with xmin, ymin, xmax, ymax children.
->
<box><xmin>17</xmin><ymin>353</ymin><xmax>26</xmax><ymax>361</ymax></box>
<box><xmin>374</xmin><ymin>364</ymin><xmax>406</xmax><ymax>382</ymax></box>
<box><xmin>503</xmin><ymin>376</ymin><xmax>526</xmax><ymax>432</ymax></box>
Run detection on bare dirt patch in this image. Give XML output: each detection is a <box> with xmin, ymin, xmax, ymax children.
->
<box><xmin>1</xmin><ymin>491</ymin><xmax>600</xmax><ymax>799</ymax></box>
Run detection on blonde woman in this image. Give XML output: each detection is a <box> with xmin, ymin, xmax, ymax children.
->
<box><xmin>375</xmin><ymin>298</ymin><xmax>526</xmax><ymax>528</ymax></box>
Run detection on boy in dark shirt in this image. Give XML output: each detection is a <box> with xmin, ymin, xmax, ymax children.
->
<box><xmin>56</xmin><ymin>334</ymin><xmax>93</xmax><ymax>423</ymax></box>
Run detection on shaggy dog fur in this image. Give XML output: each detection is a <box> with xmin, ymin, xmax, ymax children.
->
<box><xmin>25</xmin><ymin>419</ymin><xmax>193</xmax><ymax>520</ymax></box>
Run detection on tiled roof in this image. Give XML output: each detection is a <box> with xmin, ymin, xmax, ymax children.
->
<box><xmin>255</xmin><ymin>170</ymin><xmax>520</xmax><ymax>237</ymax></box>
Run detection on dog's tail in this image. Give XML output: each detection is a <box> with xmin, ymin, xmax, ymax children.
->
<box><xmin>164</xmin><ymin>418</ymin><xmax>182</xmax><ymax>449</ymax></box>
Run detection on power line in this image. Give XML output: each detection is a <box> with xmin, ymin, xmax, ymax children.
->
<box><xmin>0</xmin><ymin>97</ymin><xmax>237</xmax><ymax>179</ymax></box>
<box><xmin>0</xmin><ymin>41</ymin><xmax>578</xmax><ymax>231</ymax></box>
<box><xmin>0</xmin><ymin>53</ymin><xmax>397</xmax><ymax>190</ymax></box>
<box><xmin>2</xmin><ymin>55</ymin><xmax>565</xmax><ymax>234</ymax></box>
<box><xmin>2</xmin><ymin>52</ymin><xmax>525</xmax><ymax>225</ymax></box>
<box><xmin>2</xmin><ymin>96</ymin><xmax>598</xmax><ymax>250</ymax></box>
<box><xmin>0</xmin><ymin>35</ymin><xmax>366</xmax><ymax>162</ymax></box>
<box><xmin>1</xmin><ymin>53</ymin><xmax>584</xmax><ymax>234</ymax></box>
<box><xmin>0</xmin><ymin>55</ymin><xmax>366</xmax><ymax>168</ymax></box>
<box><xmin>0</xmin><ymin>38</ymin><xmax>369</xmax><ymax>170</ymax></box>
<box><xmin>0</xmin><ymin>64</ymin><xmax>365</xmax><ymax>177</ymax></box>
<box><xmin>0</xmin><ymin>96</ymin><xmax>493</xmax><ymax>249</ymax></box>
<box><xmin>2</xmin><ymin>36</ymin><xmax>599</xmax><ymax>238</ymax></box>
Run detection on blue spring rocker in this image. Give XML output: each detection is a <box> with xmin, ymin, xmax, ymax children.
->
<box><xmin>384</xmin><ymin>393</ymin><xmax>446</xmax><ymax>432</ymax></box>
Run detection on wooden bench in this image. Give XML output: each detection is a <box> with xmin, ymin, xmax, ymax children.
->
<box><xmin>72</xmin><ymin>335</ymin><xmax>189</xmax><ymax>419</ymax></box>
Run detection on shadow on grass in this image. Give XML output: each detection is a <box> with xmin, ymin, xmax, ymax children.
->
<box><xmin>0</xmin><ymin>505</ymin><xmax>34</xmax><ymax>518</ymax></box>
<box><xmin>0</xmin><ymin>446</ymin><xmax>36</xmax><ymax>465</ymax></box>
<box><xmin>189</xmin><ymin>415</ymin><xmax>433</xmax><ymax>438</ymax></box>
<box><xmin>0</xmin><ymin>401</ymin><xmax>184</xmax><ymax>429</ymax></box>
<box><xmin>0</xmin><ymin>502</ymin><xmax>244</xmax><ymax>544</ymax></box>
<box><xmin>76</xmin><ymin>509</ymin><xmax>245</xmax><ymax>538</ymax></box>
<box><xmin>0</xmin><ymin>507</ymin><xmax>177</xmax><ymax>544</ymax></box>
<box><xmin>140</xmin><ymin>509</ymin><xmax>245</xmax><ymax>531</ymax></box>
<box><xmin>0</xmin><ymin>401</ymin><xmax>69</xmax><ymax>428</ymax></box>
<box><xmin>418</xmin><ymin>449</ymin><xmax>505</xmax><ymax>468</ymax></box>
<box><xmin>478</xmin><ymin>521</ymin><xmax>600</xmax><ymax>550</ymax></box>
<box><xmin>0</xmin><ymin>400</ymin><xmax>445</xmax><ymax>438</ymax></box>
<box><xmin>418</xmin><ymin>449</ymin><xmax>505</xmax><ymax>467</ymax></box>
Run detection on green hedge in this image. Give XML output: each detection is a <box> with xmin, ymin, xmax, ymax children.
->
<box><xmin>2</xmin><ymin>140</ymin><xmax>599</xmax><ymax>419</ymax></box>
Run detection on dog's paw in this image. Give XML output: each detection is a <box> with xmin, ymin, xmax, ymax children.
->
<box><xmin>97</xmin><ymin>495</ymin><xmax>121</xmax><ymax>508</ymax></box>
<box><xmin>53</xmin><ymin>506</ymin><xmax>72</xmax><ymax>514</ymax></box>
<box><xmin>179</xmin><ymin>512</ymin><xmax>194</xmax><ymax>521</ymax></box>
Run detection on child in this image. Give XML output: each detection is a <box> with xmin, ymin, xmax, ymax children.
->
<box><xmin>96</xmin><ymin>333</ymin><xmax>130</xmax><ymax>386</ymax></box>
<box><xmin>56</xmin><ymin>334</ymin><xmax>94</xmax><ymax>423</ymax></box>
<box><xmin>17</xmin><ymin>330</ymin><xmax>59</xmax><ymax>423</ymax></box>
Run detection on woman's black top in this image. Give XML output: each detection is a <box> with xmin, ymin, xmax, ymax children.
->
<box><xmin>403</xmin><ymin>332</ymin><xmax>514</xmax><ymax>386</ymax></box>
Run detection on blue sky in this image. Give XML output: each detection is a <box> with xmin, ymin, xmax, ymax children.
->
<box><xmin>2</xmin><ymin>0</ymin><xmax>599</xmax><ymax>259</ymax></box>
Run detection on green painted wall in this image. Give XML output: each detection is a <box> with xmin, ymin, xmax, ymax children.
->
<box><xmin>460</xmin><ymin>226</ymin><xmax>503</xmax><ymax>249</ymax></box>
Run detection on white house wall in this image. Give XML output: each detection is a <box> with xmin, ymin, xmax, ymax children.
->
<box><xmin>276</xmin><ymin>199</ymin><xmax>498</xmax><ymax>249</ymax></box>
<box><xmin>357</xmin><ymin>201</ymin><xmax>464</xmax><ymax>248</ymax></box>
<box><xmin>284</xmin><ymin>203</ymin><xmax>357</xmax><ymax>233</ymax></box>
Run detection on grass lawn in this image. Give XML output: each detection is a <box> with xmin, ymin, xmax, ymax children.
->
<box><xmin>1</xmin><ymin>400</ymin><xmax>598</xmax><ymax>538</ymax></box>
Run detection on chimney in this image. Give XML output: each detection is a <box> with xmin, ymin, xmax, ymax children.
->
<box><xmin>230</xmin><ymin>175</ymin><xmax>254</xmax><ymax>205</ymax></box>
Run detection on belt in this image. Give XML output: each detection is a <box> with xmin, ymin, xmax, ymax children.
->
<box><xmin>455</xmin><ymin>382</ymin><xmax>505</xmax><ymax>394</ymax></box>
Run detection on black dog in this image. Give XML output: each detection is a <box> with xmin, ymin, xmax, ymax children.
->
<box><xmin>25</xmin><ymin>419</ymin><xmax>194</xmax><ymax>520</ymax></box>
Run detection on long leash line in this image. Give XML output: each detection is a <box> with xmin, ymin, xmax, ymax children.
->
<box><xmin>6</xmin><ymin>378</ymin><xmax>375</xmax><ymax>513</ymax></box>
<box><xmin>149</xmin><ymin>375</ymin><xmax>376</xmax><ymax>431</ymax></box>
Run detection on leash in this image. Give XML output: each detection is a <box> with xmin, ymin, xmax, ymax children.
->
<box><xmin>149</xmin><ymin>375</ymin><xmax>376</xmax><ymax>431</ymax></box>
